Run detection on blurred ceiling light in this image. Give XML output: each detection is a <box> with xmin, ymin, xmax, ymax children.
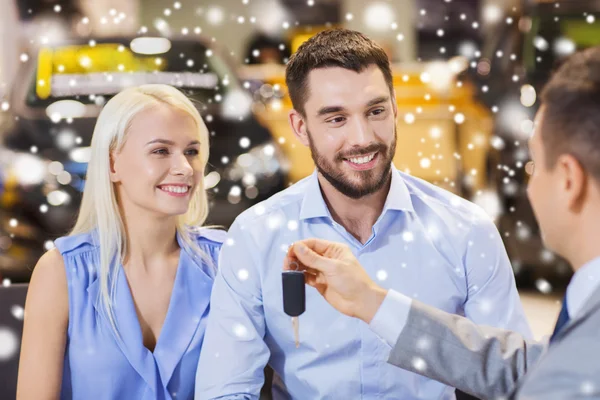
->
<box><xmin>263</xmin><ymin>144</ymin><xmax>275</xmax><ymax>157</ymax></box>
<box><xmin>13</xmin><ymin>154</ymin><xmax>46</xmax><ymax>185</ymax></box>
<box><xmin>498</xmin><ymin>101</ymin><xmax>531</xmax><ymax>139</ymax></box>
<box><xmin>48</xmin><ymin>161</ymin><xmax>64</xmax><ymax>175</ymax></box>
<box><xmin>520</xmin><ymin>84</ymin><xmax>536</xmax><ymax>107</ymax></box>
<box><xmin>237</xmin><ymin>153</ymin><xmax>254</xmax><ymax>168</ymax></box>
<box><xmin>364</xmin><ymin>2</ymin><xmax>395</xmax><ymax>31</ymax></box>
<box><xmin>520</xmin><ymin>119</ymin><xmax>534</xmax><ymax>136</ymax></box>
<box><xmin>448</xmin><ymin>56</ymin><xmax>468</xmax><ymax>74</ymax></box>
<box><xmin>47</xmin><ymin>190</ymin><xmax>70</xmax><ymax>206</ymax></box>
<box><xmin>79</xmin><ymin>56</ymin><xmax>92</xmax><ymax>68</ymax></box>
<box><xmin>476</xmin><ymin>60</ymin><xmax>491</xmax><ymax>78</ymax></box>
<box><xmin>153</xmin><ymin>18</ymin><xmax>171</xmax><ymax>36</ymax></box>
<box><xmin>519</xmin><ymin>16</ymin><xmax>533</xmax><ymax>32</ymax></box>
<box><xmin>69</xmin><ymin>147</ymin><xmax>92</xmax><ymax>163</ymax></box>
<box><xmin>222</xmin><ymin>89</ymin><xmax>253</xmax><ymax>120</ymax></box>
<box><xmin>270</xmin><ymin>99</ymin><xmax>283</xmax><ymax>112</ymax></box>
<box><xmin>30</xmin><ymin>16</ymin><xmax>67</xmax><ymax>45</ymax></box>
<box><xmin>553</xmin><ymin>37</ymin><xmax>576</xmax><ymax>57</ymax></box>
<box><xmin>206</xmin><ymin>6</ymin><xmax>225</xmax><ymax>25</ymax></box>
<box><xmin>251</xmin><ymin>0</ymin><xmax>289</xmax><ymax>35</ymax></box>
<box><xmin>46</xmin><ymin>100</ymin><xmax>86</xmax><ymax>120</ymax></box>
<box><xmin>57</xmin><ymin>171</ymin><xmax>72</xmax><ymax>185</ymax></box>
<box><xmin>429</xmin><ymin>127</ymin><xmax>442</xmax><ymax>139</ymax></box>
<box><xmin>424</xmin><ymin>62</ymin><xmax>453</xmax><ymax>92</ymax></box>
<box><xmin>472</xmin><ymin>189</ymin><xmax>503</xmax><ymax>221</ymax></box>
<box><xmin>56</xmin><ymin>130</ymin><xmax>76</xmax><ymax>150</ymax></box>
<box><xmin>490</xmin><ymin>136</ymin><xmax>505</xmax><ymax>150</ymax></box>
<box><xmin>458</xmin><ymin>40</ymin><xmax>478</xmax><ymax>59</ymax></box>
<box><xmin>130</xmin><ymin>37</ymin><xmax>172</xmax><ymax>55</ymax></box>
<box><xmin>533</xmin><ymin>36</ymin><xmax>549</xmax><ymax>51</ymax></box>
<box><xmin>0</xmin><ymin>328</ymin><xmax>18</xmax><ymax>361</ymax></box>
<box><xmin>204</xmin><ymin>171</ymin><xmax>221</xmax><ymax>189</ymax></box>
<box><xmin>483</xmin><ymin>4</ymin><xmax>503</xmax><ymax>24</ymax></box>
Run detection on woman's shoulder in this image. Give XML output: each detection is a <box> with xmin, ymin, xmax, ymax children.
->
<box><xmin>53</xmin><ymin>231</ymin><xmax>98</xmax><ymax>256</ymax></box>
<box><xmin>187</xmin><ymin>227</ymin><xmax>227</xmax><ymax>248</ymax></box>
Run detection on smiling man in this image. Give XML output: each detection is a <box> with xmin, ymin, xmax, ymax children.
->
<box><xmin>195</xmin><ymin>29</ymin><xmax>532</xmax><ymax>400</ymax></box>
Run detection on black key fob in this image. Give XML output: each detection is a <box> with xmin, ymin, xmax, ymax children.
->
<box><xmin>282</xmin><ymin>269</ymin><xmax>305</xmax><ymax>317</ymax></box>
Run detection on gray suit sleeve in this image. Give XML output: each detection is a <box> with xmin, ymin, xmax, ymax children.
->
<box><xmin>387</xmin><ymin>300</ymin><xmax>546</xmax><ymax>400</ymax></box>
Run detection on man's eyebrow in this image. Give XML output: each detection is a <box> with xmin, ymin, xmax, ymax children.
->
<box><xmin>366</xmin><ymin>96</ymin><xmax>389</xmax><ymax>107</ymax></box>
<box><xmin>316</xmin><ymin>96</ymin><xmax>390</xmax><ymax>117</ymax></box>
<box><xmin>316</xmin><ymin>106</ymin><xmax>345</xmax><ymax>117</ymax></box>
<box><xmin>145</xmin><ymin>139</ymin><xmax>200</xmax><ymax>146</ymax></box>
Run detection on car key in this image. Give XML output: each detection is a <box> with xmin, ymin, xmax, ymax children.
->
<box><xmin>282</xmin><ymin>261</ymin><xmax>305</xmax><ymax>348</ymax></box>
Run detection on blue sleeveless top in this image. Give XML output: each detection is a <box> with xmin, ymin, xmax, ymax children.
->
<box><xmin>54</xmin><ymin>228</ymin><xmax>225</xmax><ymax>400</ymax></box>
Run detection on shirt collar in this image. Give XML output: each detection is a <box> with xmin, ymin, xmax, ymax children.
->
<box><xmin>299</xmin><ymin>165</ymin><xmax>414</xmax><ymax>221</ymax></box>
<box><xmin>566</xmin><ymin>256</ymin><xmax>600</xmax><ymax>319</ymax></box>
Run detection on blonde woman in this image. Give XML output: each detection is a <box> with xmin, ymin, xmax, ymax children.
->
<box><xmin>16</xmin><ymin>84</ymin><xmax>225</xmax><ymax>399</ymax></box>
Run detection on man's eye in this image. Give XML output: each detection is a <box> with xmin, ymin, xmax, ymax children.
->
<box><xmin>370</xmin><ymin>108</ymin><xmax>385</xmax><ymax>116</ymax></box>
<box><xmin>328</xmin><ymin>117</ymin><xmax>345</xmax><ymax>124</ymax></box>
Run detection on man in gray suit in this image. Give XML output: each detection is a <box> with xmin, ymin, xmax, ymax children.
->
<box><xmin>285</xmin><ymin>47</ymin><xmax>600</xmax><ymax>399</ymax></box>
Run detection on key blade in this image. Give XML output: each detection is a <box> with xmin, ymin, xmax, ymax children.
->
<box><xmin>292</xmin><ymin>316</ymin><xmax>299</xmax><ymax>348</ymax></box>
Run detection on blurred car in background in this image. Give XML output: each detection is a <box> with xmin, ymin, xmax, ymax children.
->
<box><xmin>0</xmin><ymin>36</ymin><xmax>288</xmax><ymax>282</ymax></box>
<box><xmin>470</xmin><ymin>0</ymin><xmax>600</xmax><ymax>287</ymax></box>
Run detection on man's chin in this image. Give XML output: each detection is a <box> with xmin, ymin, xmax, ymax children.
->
<box><xmin>331</xmin><ymin>177</ymin><xmax>386</xmax><ymax>199</ymax></box>
<box><xmin>316</xmin><ymin>159</ymin><xmax>392</xmax><ymax>198</ymax></box>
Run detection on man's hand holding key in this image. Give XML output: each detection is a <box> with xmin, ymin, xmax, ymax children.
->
<box><xmin>284</xmin><ymin>238</ymin><xmax>388</xmax><ymax>324</ymax></box>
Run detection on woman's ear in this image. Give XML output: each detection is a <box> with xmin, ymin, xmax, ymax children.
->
<box><xmin>109</xmin><ymin>152</ymin><xmax>120</xmax><ymax>183</ymax></box>
<box><xmin>288</xmin><ymin>109</ymin><xmax>309</xmax><ymax>147</ymax></box>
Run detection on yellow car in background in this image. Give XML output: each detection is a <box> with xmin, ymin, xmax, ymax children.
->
<box><xmin>240</xmin><ymin>28</ymin><xmax>494</xmax><ymax>201</ymax></box>
<box><xmin>0</xmin><ymin>36</ymin><xmax>288</xmax><ymax>281</ymax></box>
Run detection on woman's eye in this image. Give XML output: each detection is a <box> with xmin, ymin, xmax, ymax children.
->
<box><xmin>153</xmin><ymin>148</ymin><xmax>169</xmax><ymax>155</ymax></box>
<box><xmin>185</xmin><ymin>149</ymin><xmax>200</xmax><ymax>156</ymax></box>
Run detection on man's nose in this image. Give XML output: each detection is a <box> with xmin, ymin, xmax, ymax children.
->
<box><xmin>346</xmin><ymin>117</ymin><xmax>375</xmax><ymax>147</ymax></box>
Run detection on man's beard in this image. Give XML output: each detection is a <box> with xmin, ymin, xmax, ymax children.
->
<box><xmin>307</xmin><ymin>127</ymin><xmax>397</xmax><ymax>199</ymax></box>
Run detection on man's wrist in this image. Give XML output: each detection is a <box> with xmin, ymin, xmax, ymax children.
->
<box><xmin>356</xmin><ymin>284</ymin><xmax>388</xmax><ymax>324</ymax></box>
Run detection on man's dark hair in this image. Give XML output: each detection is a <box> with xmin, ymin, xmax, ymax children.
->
<box><xmin>285</xmin><ymin>29</ymin><xmax>393</xmax><ymax>116</ymax></box>
<box><xmin>541</xmin><ymin>46</ymin><xmax>600</xmax><ymax>180</ymax></box>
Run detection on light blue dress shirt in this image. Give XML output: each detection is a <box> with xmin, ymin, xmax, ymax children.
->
<box><xmin>54</xmin><ymin>228</ymin><xmax>225</xmax><ymax>400</ymax></box>
<box><xmin>566</xmin><ymin>257</ymin><xmax>600</xmax><ymax>319</ymax></box>
<box><xmin>196</xmin><ymin>167</ymin><xmax>532</xmax><ymax>400</ymax></box>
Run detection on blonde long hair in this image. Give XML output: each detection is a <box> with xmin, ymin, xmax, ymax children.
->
<box><xmin>70</xmin><ymin>84</ymin><xmax>212</xmax><ymax>335</ymax></box>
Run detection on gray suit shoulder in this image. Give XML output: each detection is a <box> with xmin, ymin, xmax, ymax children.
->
<box><xmin>516</xmin><ymin>296</ymin><xmax>600</xmax><ymax>399</ymax></box>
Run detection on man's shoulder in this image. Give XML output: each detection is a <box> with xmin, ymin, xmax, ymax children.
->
<box><xmin>399</xmin><ymin>171</ymin><xmax>491</xmax><ymax>222</ymax></box>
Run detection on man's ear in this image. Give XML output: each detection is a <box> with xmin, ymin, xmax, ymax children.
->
<box><xmin>391</xmin><ymin>89</ymin><xmax>398</xmax><ymax>121</ymax></box>
<box><xmin>558</xmin><ymin>154</ymin><xmax>587</xmax><ymax>211</ymax></box>
<box><xmin>288</xmin><ymin>109</ymin><xmax>310</xmax><ymax>147</ymax></box>
<box><xmin>109</xmin><ymin>152</ymin><xmax>120</xmax><ymax>183</ymax></box>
